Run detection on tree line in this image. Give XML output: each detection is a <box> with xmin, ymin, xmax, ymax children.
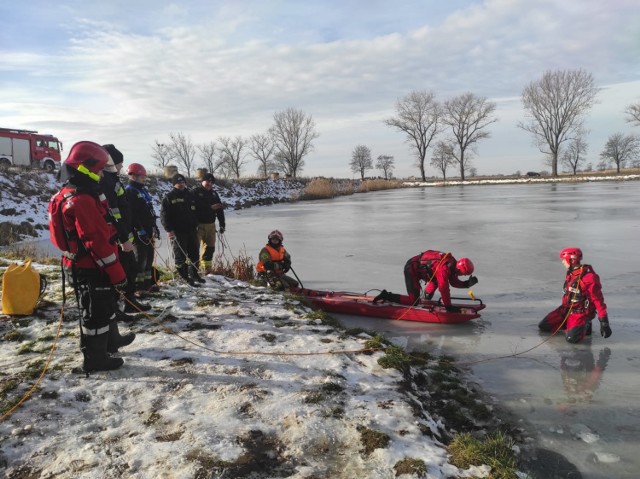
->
<box><xmin>151</xmin><ymin>107</ymin><xmax>318</xmax><ymax>179</ymax></box>
<box><xmin>380</xmin><ymin>69</ymin><xmax>640</xmax><ymax>180</ymax></box>
<box><xmin>153</xmin><ymin>69</ymin><xmax>640</xmax><ymax>180</ymax></box>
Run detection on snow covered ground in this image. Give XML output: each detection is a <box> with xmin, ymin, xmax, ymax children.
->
<box><xmin>2</xmin><ymin>169</ymin><xmax>639</xmax><ymax>478</ymax></box>
<box><xmin>0</xmin><ymin>262</ymin><xmax>504</xmax><ymax>479</ymax></box>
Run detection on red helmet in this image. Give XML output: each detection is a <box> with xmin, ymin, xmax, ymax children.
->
<box><xmin>127</xmin><ymin>162</ymin><xmax>147</xmax><ymax>176</ymax></box>
<box><xmin>456</xmin><ymin>257</ymin><xmax>474</xmax><ymax>276</ymax></box>
<box><xmin>268</xmin><ymin>230</ymin><xmax>283</xmax><ymax>242</ymax></box>
<box><xmin>560</xmin><ymin>247</ymin><xmax>582</xmax><ymax>264</ymax></box>
<box><xmin>64</xmin><ymin>141</ymin><xmax>109</xmax><ymax>181</ymax></box>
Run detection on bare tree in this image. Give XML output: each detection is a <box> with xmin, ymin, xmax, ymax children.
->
<box><xmin>168</xmin><ymin>132</ymin><xmax>197</xmax><ymax>177</ymax></box>
<box><xmin>249</xmin><ymin>133</ymin><xmax>276</xmax><ymax>178</ymax></box>
<box><xmin>384</xmin><ymin>90</ymin><xmax>441</xmax><ymax>182</ymax></box>
<box><xmin>349</xmin><ymin>145</ymin><xmax>373</xmax><ymax>180</ymax></box>
<box><xmin>197</xmin><ymin>141</ymin><xmax>221</xmax><ymax>175</ymax></box>
<box><xmin>375</xmin><ymin>155</ymin><xmax>395</xmax><ymax>180</ymax></box>
<box><xmin>217</xmin><ymin>136</ymin><xmax>248</xmax><ymax>179</ymax></box>
<box><xmin>442</xmin><ymin>92</ymin><xmax>497</xmax><ymax>181</ymax></box>
<box><xmin>269</xmin><ymin>108</ymin><xmax>319</xmax><ymax>178</ymax></box>
<box><xmin>626</xmin><ymin>102</ymin><xmax>640</xmax><ymax>126</ymax></box>
<box><xmin>561</xmin><ymin>129</ymin><xmax>588</xmax><ymax>175</ymax></box>
<box><xmin>519</xmin><ymin>69</ymin><xmax>599</xmax><ymax>177</ymax></box>
<box><xmin>151</xmin><ymin>140</ymin><xmax>174</xmax><ymax>170</ymax></box>
<box><xmin>430</xmin><ymin>141</ymin><xmax>456</xmax><ymax>180</ymax></box>
<box><xmin>600</xmin><ymin>133</ymin><xmax>640</xmax><ymax>173</ymax></box>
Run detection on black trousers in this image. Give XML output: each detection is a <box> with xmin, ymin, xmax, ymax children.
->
<box><xmin>68</xmin><ymin>270</ymin><xmax>117</xmax><ymax>330</ymax></box>
<box><xmin>172</xmin><ymin>230</ymin><xmax>199</xmax><ymax>269</ymax></box>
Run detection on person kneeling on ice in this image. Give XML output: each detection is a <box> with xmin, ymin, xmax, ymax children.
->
<box><xmin>373</xmin><ymin>250</ymin><xmax>477</xmax><ymax>312</ymax></box>
<box><xmin>538</xmin><ymin>247</ymin><xmax>611</xmax><ymax>343</ymax></box>
<box><xmin>256</xmin><ymin>230</ymin><xmax>299</xmax><ymax>291</ymax></box>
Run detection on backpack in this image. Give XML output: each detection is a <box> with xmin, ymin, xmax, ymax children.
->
<box><xmin>48</xmin><ymin>188</ymin><xmax>76</xmax><ymax>255</ymax></box>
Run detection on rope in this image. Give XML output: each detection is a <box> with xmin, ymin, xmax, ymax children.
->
<box><xmin>0</xmin><ymin>304</ymin><xmax>65</xmax><ymax>422</ymax></box>
<box><xmin>456</xmin><ymin>267</ymin><xmax>585</xmax><ymax>367</ymax></box>
<box><xmin>122</xmin><ymin>289</ymin><xmax>383</xmax><ymax>357</ymax></box>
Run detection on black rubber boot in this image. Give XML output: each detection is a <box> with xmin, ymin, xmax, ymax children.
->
<box><xmin>386</xmin><ymin>292</ymin><xmax>402</xmax><ymax>303</ymax></box>
<box><xmin>124</xmin><ymin>294</ymin><xmax>151</xmax><ymax>313</ymax></box>
<box><xmin>82</xmin><ymin>333</ymin><xmax>124</xmax><ymax>373</ymax></box>
<box><xmin>115</xmin><ymin>309</ymin><xmax>137</xmax><ymax>323</ymax></box>
<box><xmin>190</xmin><ymin>265</ymin><xmax>206</xmax><ymax>284</ymax></box>
<box><xmin>178</xmin><ymin>265</ymin><xmax>198</xmax><ymax>286</ymax></box>
<box><xmin>107</xmin><ymin>321</ymin><xmax>136</xmax><ymax>353</ymax></box>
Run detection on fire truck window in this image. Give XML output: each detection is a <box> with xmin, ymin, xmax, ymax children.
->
<box><xmin>48</xmin><ymin>141</ymin><xmax>60</xmax><ymax>150</ymax></box>
<box><xmin>36</xmin><ymin>140</ymin><xmax>45</xmax><ymax>147</ymax></box>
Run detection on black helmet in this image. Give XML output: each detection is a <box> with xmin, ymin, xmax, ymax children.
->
<box><xmin>268</xmin><ymin>230</ymin><xmax>283</xmax><ymax>242</ymax></box>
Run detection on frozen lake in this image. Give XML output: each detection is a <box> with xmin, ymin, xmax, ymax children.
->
<box><xmin>219</xmin><ymin>181</ymin><xmax>640</xmax><ymax>479</ymax></box>
<box><xmin>30</xmin><ymin>180</ymin><xmax>640</xmax><ymax>478</ymax></box>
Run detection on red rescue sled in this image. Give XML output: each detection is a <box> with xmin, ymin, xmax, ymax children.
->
<box><xmin>291</xmin><ymin>287</ymin><xmax>485</xmax><ymax>323</ymax></box>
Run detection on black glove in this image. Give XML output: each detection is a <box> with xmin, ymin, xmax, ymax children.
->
<box><xmin>283</xmin><ymin>262</ymin><xmax>291</xmax><ymax>273</ymax></box>
<box><xmin>153</xmin><ymin>226</ymin><xmax>161</xmax><ymax>239</ymax></box>
<box><xmin>445</xmin><ymin>305</ymin><xmax>462</xmax><ymax>313</ymax></box>
<box><xmin>466</xmin><ymin>275</ymin><xmax>479</xmax><ymax>287</ymax></box>
<box><xmin>113</xmin><ymin>278</ymin><xmax>127</xmax><ymax>291</ymax></box>
<box><xmin>219</xmin><ymin>226</ymin><xmax>225</xmax><ymax>234</ymax></box>
<box><xmin>263</xmin><ymin>260</ymin><xmax>274</xmax><ymax>271</ymax></box>
<box><xmin>598</xmin><ymin>316</ymin><xmax>612</xmax><ymax>338</ymax></box>
<box><xmin>373</xmin><ymin>290</ymin><xmax>389</xmax><ymax>303</ymax></box>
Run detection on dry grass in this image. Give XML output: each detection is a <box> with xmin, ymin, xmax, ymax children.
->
<box><xmin>210</xmin><ymin>250</ymin><xmax>255</xmax><ymax>282</ymax></box>
<box><xmin>297</xmin><ymin>178</ymin><xmax>340</xmax><ymax>200</ymax></box>
<box><xmin>357</xmin><ymin>179</ymin><xmax>405</xmax><ymax>192</ymax></box>
<box><xmin>0</xmin><ymin>242</ymin><xmax>58</xmax><ymax>265</ymax></box>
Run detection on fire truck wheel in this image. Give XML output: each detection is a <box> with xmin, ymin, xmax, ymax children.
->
<box><xmin>43</xmin><ymin>160</ymin><xmax>55</xmax><ymax>173</ymax></box>
<box><xmin>0</xmin><ymin>158</ymin><xmax>11</xmax><ymax>169</ymax></box>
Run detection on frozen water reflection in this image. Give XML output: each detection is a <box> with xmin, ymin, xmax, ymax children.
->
<box><xmin>224</xmin><ymin>181</ymin><xmax>640</xmax><ymax>479</ymax></box>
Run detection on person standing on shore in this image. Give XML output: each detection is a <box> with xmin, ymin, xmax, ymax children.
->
<box><xmin>100</xmin><ymin>144</ymin><xmax>151</xmax><ymax>313</ymax></box>
<box><xmin>125</xmin><ymin>162</ymin><xmax>161</xmax><ymax>300</ymax></box>
<box><xmin>160</xmin><ymin>173</ymin><xmax>204</xmax><ymax>287</ymax></box>
<box><xmin>538</xmin><ymin>247</ymin><xmax>611</xmax><ymax>343</ymax></box>
<box><xmin>193</xmin><ymin>173</ymin><xmax>226</xmax><ymax>274</ymax></box>
<box><xmin>48</xmin><ymin>141</ymin><xmax>135</xmax><ymax>372</ymax></box>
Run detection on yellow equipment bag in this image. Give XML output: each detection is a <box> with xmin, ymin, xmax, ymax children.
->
<box><xmin>1</xmin><ymin>260</ymin><xmax>46</xmax><ymax>315</ymax></box>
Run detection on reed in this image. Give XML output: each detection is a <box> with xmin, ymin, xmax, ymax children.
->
<box><xmin>210</xmin><ymin>250</ymin><xmax>255</xmax><ymax>282</ymax></box>
<box><xmin>358</xmin><ymin>179</ymin><xmax>405</xmax><ymax>192</ymax></box>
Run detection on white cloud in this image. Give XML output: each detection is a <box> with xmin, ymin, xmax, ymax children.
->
<box><xmin>1</xmin><ymin>0</ymin><xmax>638</xmax><ymax>177</ymax></box>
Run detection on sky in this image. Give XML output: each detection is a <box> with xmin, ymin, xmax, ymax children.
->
<box><xmin>1</xmin><ymin>0</ymin><xmax>639</xmax><ymax>179</ymax></box>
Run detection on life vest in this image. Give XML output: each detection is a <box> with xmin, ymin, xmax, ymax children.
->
<box><xmin>256</xmin><ymin>245</ymin><xmax>286</xmax><ymax>273</ymax></box>
<box><xmin>417</xmin><ymin>251</ymin><xmax>452</xmax><ymax>279</ymax></box>
<box><xmin>563</xmin><ymin>265</ymin><xmax>594</xmax><ymax>311</ymax></box>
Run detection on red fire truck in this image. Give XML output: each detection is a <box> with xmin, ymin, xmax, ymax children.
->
<box><xmin>0</xmin><ymin>127</ymin><xmax>63</xmax><ymax>172</ymax></box>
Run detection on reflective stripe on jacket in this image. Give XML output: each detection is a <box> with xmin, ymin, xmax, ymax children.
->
<box><xmin>57</xmin><ymin>186</ymin><xmax>125</xmax><ymax>284</ymax></box>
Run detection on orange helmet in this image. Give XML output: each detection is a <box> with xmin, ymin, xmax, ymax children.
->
<box><xmin>63</xmin><ymin>141</ymin><xmax>109</xmax><ymax>181</ymax></box>
<box><xmin>268</xmin><ymin>230</ymin><xmax>283</xmax><ymax>242</ymax></box>
<box><xmin>456</xmin><ymin>257</ymin><xmax>474</xmax><ymax>275</ymax></box>
<box><xmin>127</xmin><ymin>163</ymin><xmax>147</xmax><ymax>176</ymax></box>
<box><xmin>560</xmin><ymin>247</ymin><xmax>582</xmax><ymax>264</ymax></box>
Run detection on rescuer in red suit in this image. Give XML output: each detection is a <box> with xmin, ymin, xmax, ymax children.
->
<box><xmin>49</xmin><ymin>141</ymin><xmax>134</xmax><ymax>373</ymax></box>
<box><xmin>373</xmin><ymin>251</ymin><xmax>478</xmax><ymax>311</ymax></box>
<box><xmin>538</xmin><ymin>247</ymin><xmax>611</xmax><ymax>344</ymax></box>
